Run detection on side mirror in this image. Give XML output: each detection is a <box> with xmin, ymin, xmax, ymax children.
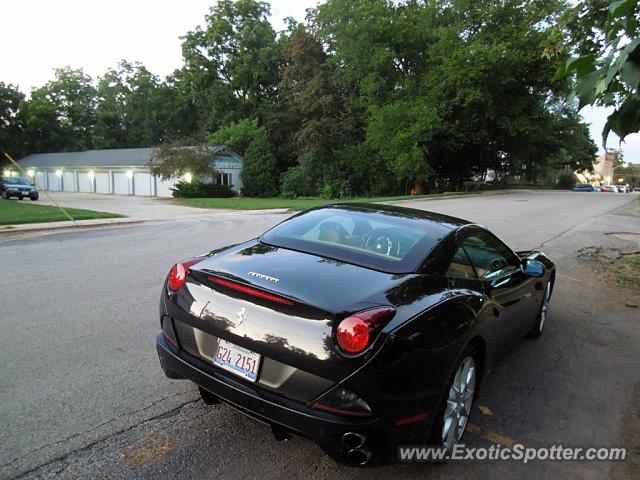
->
<box><xmin>523</xmin><ymin>259</ymin><xmax>545</xmax><ymax>277</ymax></box>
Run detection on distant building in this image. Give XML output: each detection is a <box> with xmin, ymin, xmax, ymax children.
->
<box><xmin>11</xmin><ymin>147</ymin><xmax>242</xmax><ymax>197</ymax></box>
<box><xmin>593</xmin><ymin>152</ymin><xmax>615</xmax><ymax>184</ymax></box>
<box><xmin>575</xmin><ymin>151</ymin><xmax>615</xmax><ymax>185</ymax></box>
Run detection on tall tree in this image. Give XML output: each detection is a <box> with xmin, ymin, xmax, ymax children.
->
<box><xmin>209</xmin><ymin>119</ymin><xmax>278</xmax><ymax>196</ymax></box>
<box><xmin>0</xmin><ymin>82</ymin><xmax>26</xmax><ymax>158</ymax></box>
<box><xmin>280</xmin><ymin>26</ymin><xmax>361</xmax><ymax>192</ymax></box>
<box><xmin>38</xmin><ymin>67</ymin><xmax>96</xmax><ymax>151</ymax></box>
<box><xmin>93</xmin><ymin>66</ymin><xmax>128</xmax><ymax>149</ymax></box>
<box><xmin>180</xmin><ymin>0</ymin><xmax>282</xmax><ymax>131</ymax></box>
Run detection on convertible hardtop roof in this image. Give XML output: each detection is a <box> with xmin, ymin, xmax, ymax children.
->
<box><xmin>320</xmin><ymin>203</ymin><xmax>473</xmax><ymax>229</ymax></box>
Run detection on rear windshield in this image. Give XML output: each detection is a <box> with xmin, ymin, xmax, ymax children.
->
<box><xmin>2</xmin><ymin>176</ymin><xmax>31</xmax><ymax>185</ymax></box>
<box><xmin>260</xmin><ymin>206</ymin><xmax>451</xmax><ymax>273</ymax></box>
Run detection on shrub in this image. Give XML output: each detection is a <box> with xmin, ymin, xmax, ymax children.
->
<box><xmin>241</xmin><ymin>130</ymin><xmax>278</xmax><ymax>197</ymax></box>
<box><xmin>171</xmin><ymin>180</ymin><xmax>235</xmax><ymax>198</ymax></box>
<box><xmin>280</xmin><ymin>153</ymin><xmax>318</xmax><ymax>198</ymax></box>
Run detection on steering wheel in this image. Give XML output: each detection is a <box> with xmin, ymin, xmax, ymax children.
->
<box><xmin>486</xmin><ymin>258</ymin><xmax>507</xmax><ymax>275</ymax></box>
<box><xmin>363</xmin><ymin>228</ymin><xmax>401</xmax><ymax>257</ymax></box>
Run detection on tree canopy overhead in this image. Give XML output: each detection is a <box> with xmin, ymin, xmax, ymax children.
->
<box><xmin>556</xmin><ymin>0</ymin><xmax>639</xmax><ymax>145</ymax></box>
<box><xmin>1</xmin><ymin>0</ymin><xmax>601</xmax><ymax>196</ymax></box>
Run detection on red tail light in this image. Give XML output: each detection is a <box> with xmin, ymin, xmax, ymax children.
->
<box><xmin>167</xmin><ymin>257</ymin><xmax>204</xmax><ymax>292</ymax></box>
<box><xmin>336</xmin><ymin>306</ymin><xmax>396</xmax><ymax>354</ymax></box>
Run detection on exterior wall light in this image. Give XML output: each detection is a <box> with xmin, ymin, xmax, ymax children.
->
<box><xmin>184</xmin><ymin>172</ymin><xmax>193</xmax><ymax>183</ymax></box>
<box><xmin>3</xmin><ymin>170</ymin><xmax>11</xmax><ymax>177</ymax></box>
<box><xmin>27</xmin><ymin>169</ymin><xmax>35</xmax><ymax>177</ymax></box>
<box><xmin>126</xmin><ymin>170</ymin><xmax>134</xmax><ymax>179</ymax></box>
<box><xmin>55</xmin><ymin>169</ymin><xmax>63</xmax><ymax>177</ymax></box>
<box><xmin>88</xmin><ymin>171</ymin><xmax>95</xmax><ymax>180</ymax></box>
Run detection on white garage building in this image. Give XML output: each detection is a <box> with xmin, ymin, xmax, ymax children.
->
<box><xmin>15</xmin><ymin>147</ymin><xmax>243</xmax><ymax>197</ymax></box>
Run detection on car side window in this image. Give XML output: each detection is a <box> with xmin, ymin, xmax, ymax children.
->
<box><xmin>462</xmin><ymin>232</ymin><xmax>521</xmax><ymax>279</ymax></box>
<box><xmin>446</xmin><ymin>246</ymin><xmax>477</xmax><ymax>278</ymax></box>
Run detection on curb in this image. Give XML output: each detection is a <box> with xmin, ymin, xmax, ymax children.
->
<box><xmin>0</xmin><ymin>218</ymin><xmax>143</xmax><ymax>236</ymax></box>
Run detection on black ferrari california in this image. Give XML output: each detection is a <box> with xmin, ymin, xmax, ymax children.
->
<box><xmin>156</xmin><ymin>203</ymin><xmax>555</xmax><ymax>466</ymax></box>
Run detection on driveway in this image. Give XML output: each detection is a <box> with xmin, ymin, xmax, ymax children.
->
<box><xmin>36</xmin><ymin>192</ymin><xmax>216</xmax><ymax>221</ymax></box>
<box><xmin>1</xmin><ymin>191</ymin><xmax>638</xmax><ymax>479</ymax></box>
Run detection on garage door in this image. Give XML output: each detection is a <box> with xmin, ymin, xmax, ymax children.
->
<box><xmin>156</xmin><ymin>177</ymin><xmax>176</xmax><ymax>197</ymax></box>
<box><xmin>133</xmin><ymin>172</ymin><xmax>152</xmax><ymax>196</ymax></box>
<box><xmin>34</xmin><ymin>172</ymin><xmax>47</xmax><ymax>190</ymax></box>
<box><xmin>113</xmin><ymin>172</ymin><xmax>129</xmax><ymax>195</ymax></box>
<box><xmin>95</xmin><ymin>172</ymin><xmax>110</xmax><ymax>194</ymax></box>
<box><xmin>78</xmin><ymin>173</ymin><xmax>92</xmax><ymax>192</ymax></box>
<box><xmin>63</xmin><ymin>172</ymin><xmax>75</xmax><ymax>192</ymax></box>
<box><xmin>47</xmin><ymin>172</ymin><xmax>61</xmax><ymax>191</ymax></box>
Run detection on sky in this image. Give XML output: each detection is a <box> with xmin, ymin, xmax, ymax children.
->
<box><xmin>1</xmin><ymin>0</ymin><xmax>638</xmax><ymax>163</ymax></box>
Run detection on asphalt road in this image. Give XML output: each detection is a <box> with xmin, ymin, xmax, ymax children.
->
<box><xmin>1</xmin><ymin>191</ymin><xmax>639</xmax><ymax>479</ymax></box>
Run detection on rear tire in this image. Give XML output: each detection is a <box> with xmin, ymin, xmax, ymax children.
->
<box><xmin>528</xmin><ymin>281</ymin><xmax>552</xmax><ymax>338</ymax></box>
<box><xmin>30</xmin><ymin>194</ymin><xmax>39</xmax><ymax>201</ymax></box>
<box><xmin>1</xmin><ymin>191</ymin><xmax>7</xmax><ymax>199</ymax></box>
<box><xmin>430</xmin><ymin>346</ymin><xmax>478</xmax><ymax>452</ymax></box>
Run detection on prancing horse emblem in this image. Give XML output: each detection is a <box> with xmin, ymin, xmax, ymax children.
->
<box><xmin>236</xmin><ymin>307</ymin><xmax>247</xmax><ymax>326</ymax></box>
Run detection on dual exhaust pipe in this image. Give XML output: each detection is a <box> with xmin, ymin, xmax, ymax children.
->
<box><xmin>342</xmin><ymin>432</ymin><xmax>371</xmax><ymax>465</ymax></box>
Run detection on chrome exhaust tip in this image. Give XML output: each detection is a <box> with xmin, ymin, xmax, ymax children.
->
<box><xmin>346</xmin><ymin>448</ymin><xmax>371</xmax><ymax>466</ymax></box>
<box><xmin>342</xmin><ymin>432</ymin><xmax>366</xmax><ymax>449</ymax></box>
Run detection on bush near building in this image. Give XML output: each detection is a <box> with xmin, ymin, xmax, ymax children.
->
<box><xmin>170</xmin><ymin>181</ymin><xmax>234</xmax><ymax>198</ymax></box>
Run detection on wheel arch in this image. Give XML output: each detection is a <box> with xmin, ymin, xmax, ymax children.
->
<box><xmin>467</xmin><ymin>336</ymin><xmax>486</xmax><ymax>390</ymax></box>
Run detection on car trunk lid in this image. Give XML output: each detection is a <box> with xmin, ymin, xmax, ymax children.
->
<box><xmin>173</xmin><ymin>240</ymin><xmax>406</xmax><ymax>381</ymax></box>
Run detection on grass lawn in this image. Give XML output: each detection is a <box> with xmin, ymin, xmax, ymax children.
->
<box><xmin>177</xmin><ymin>191</ymin><xmax>475</xmax><ymax>211</ymax></box>
<box><xmin>0</xmin><ymin>200</ymin><xmax>123</xmax><ymax>225</ymax></box>
<box><xmin>610</xmin><ymin>253</ymin><xmax>640</xmax><ymax>290</ymax></box>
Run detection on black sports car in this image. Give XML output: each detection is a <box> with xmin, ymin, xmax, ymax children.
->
<box><xmin>156</xmin><ymin>204</ymin><xmax>555</xmax><ymax>466</ymax></box>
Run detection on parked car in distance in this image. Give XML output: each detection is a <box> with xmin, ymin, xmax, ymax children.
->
<box><xmin>0</xmin><ymin>176</ymin><xmax>39</xmax><ymax>200</ymax></box>
<box><xmin>617</xmin><ymin>185</ymin><xmax>628</xmax><ymax>193</ymax></box>
<box><xmin>573</xmin><ymin>184</ymin><xmax>597</xmax><ymax>192</ymax></box>
<box><xmin>156</xmin><ymin>203</ymin><xmax>556</xmax><ymax>466</ymax></box>
<box><xmin>634</xmin><ymin>187</ymin><xmax>640</xmax><ymax>192</ymax></box>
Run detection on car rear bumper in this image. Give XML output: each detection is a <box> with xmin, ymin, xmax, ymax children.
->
<box><xmin>156</xmin><ymin>332</ymin><xmax>387</xmax><ymax>465</ymax></box>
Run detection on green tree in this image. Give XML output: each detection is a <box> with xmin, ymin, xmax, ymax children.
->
<box><xmin>241</xmin><ymin>129</ymin><xmax>278</xmax><ymax>196</ymax></box>
<box><xmin>313</xmin><ymin>0</ymin><xmax>575</xmax><ymax>191</ymax></box>
<box><xmin>93</xmin><ymin>66</ymin><xmax>128</xmax><ymax>149</ymax></box>
<box><xmin>208</xmin><ymin>118</ymin><xmax>262</xmax><ymax>155</ymax></box>
<box><xmin>180</xmin><ymin>0</ymin><xmax>282</xmax><ymax>130</ymax></box>
<box><xmin>0</xmin><ymin>82</ymin><xmax>26</xmax><ymax>158</ymax></box>
<box><xmin>147</xmin><ymin>143</ymin><xmax>219</xmax><ymax>181</ymax></box>
<box><xmin>209</xmin><ymin>119</ymin><xmax>278</xmax><ymax>196</ymax></box>
<box><xmin>280</xmin><ymin>26</ymin><xmax>361</xmax><ymax>194</ymax></box>
<box><xmin>557</xmin><ymin>0</ymin><xmax>640</xmax><ymax>143</ymax></box>
<box><xmin>30</xmin><ymin>67</ymin><xmax>97</xmax><ymax>151</ymax></box>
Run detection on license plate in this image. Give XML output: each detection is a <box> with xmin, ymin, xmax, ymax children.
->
<box><xmin>213</xmin><ymin>339</ymin><xmax>261</xmax><ymax>382</ymax></box>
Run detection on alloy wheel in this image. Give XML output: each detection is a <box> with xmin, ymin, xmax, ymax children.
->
<box><xmin>442</xmin><ymin>356</ymin><xmax>476</xmax><ymax>450</ymax></box>
<box><xmin>539</xmin><ymin>282</ymin><xmax>551</xmax><ymax>332</ymax></box>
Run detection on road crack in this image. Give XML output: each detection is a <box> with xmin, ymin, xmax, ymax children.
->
<box><xmin>2</xmin><ymin>390</ymin><xmax>198</xmax><ymax>479</ymax></box>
